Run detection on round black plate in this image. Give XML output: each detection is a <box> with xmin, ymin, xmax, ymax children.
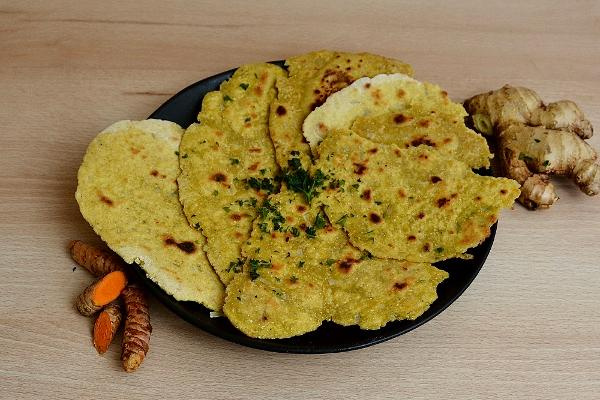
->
<box><xmin>136</xmin><ymin>61</ymin><xmax>497</xmax><ymax>353</ymax></box>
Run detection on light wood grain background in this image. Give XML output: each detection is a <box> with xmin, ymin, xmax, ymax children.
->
<box><xmin>1</xmin><ymin>1</ymin><xmax>599</xmax><ymax>399</ymax></box>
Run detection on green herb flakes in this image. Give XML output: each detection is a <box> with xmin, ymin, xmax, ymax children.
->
<box><xmin>246</xmin><ymin>177</ymin><xmax>277</xmax><ymax>194</ymax></box>
<box><xmin>282</xmin><ymin>158</ymin><xmax>328</xmax><ymax>204</ymax></box>
<box><xmin>314</xmin><ymin>212</ymin><xmax>327</xmax><ymax>229</ymax></box>
<box><xmin>248</xmin><ymin>259</ymin><xmax>271</xmax><ymax>280</ymax></box>
<box><xmin>227</xmin><ymin>258</ymin><xmax>244</xmax><ymax>273</ymax></box>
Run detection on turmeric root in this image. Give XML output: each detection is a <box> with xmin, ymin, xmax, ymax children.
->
<box><xmin>76</xmin><ymin>270</ymin><xmax>128</xmax><ymax>316</ymax></box>
<box><xmin>464</xmin><ymin>85</ymin><xmax>599</xmax><ymax>209</ymax></box>
<box><xmin>121</xmin><ymin>286</ymin><xmax>152</xmax><ymax>372</ymax></box>
<box><xmin>68</xmin><ymin>240</ymin><xmax>126</xmax><ymax>277</ymax></box>
<box><xmin>93</xmin><ymin>301</ymin><xmax>123</xmax><ymax>354</ymax></box>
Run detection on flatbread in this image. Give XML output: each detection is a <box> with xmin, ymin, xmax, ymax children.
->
<box><xmin>178</xmin><ymin>63</ymin><xmax>285</xmax><ymax>284</ymax></box>
<box><xmin>303</xmin><ymin>74</ymin><xmax>491</xmax><ymax>169</ymax></box>
<box><xmin>330</xmin><ymin>258</ymin><xmax>447</xmax><ymax>329</ymax></box>
<box><xmin>269</xmin><ymin>51</ymin><xmax>413</xmax><ymax>169</ymax></box>
<box><xmin>223</xmin><ymin>190</ymin><xmax>447</xmax><ymax>339</ymax></box>
<box><xmin>76</xmin><ymin>120</ymin><xmax>224</xmax><ymax>310</ymax></box>
<box><xmin>314</xmin><ymin>129</ymin><xmax>520</xmax><ymax>262</ymax></box>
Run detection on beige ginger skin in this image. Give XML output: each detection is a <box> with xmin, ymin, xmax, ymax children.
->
<box><xmin>464</xmin><ymin>85</ymin><xmax>599</xmax><ymax>209</ymax></box>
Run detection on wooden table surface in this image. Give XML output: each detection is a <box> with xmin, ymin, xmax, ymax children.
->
<box><xmin>1</xmin><ymin>1</ymin><xmax>599</xmax><ymax>399</ymax></box>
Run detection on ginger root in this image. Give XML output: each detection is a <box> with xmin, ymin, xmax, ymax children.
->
<box><xmin>93</xmin><ymin>301</ymin><xmax>123</xmax><ymax>354</ymax></box>
<box><xmin>69</xmin><ymin>240</ymin><xmax>126</xmax><ymax>277</ymax></box>
<box><xmin>76</xmin><ymin>270</ymin><xmax>128</xmax><ymax>316</ymax></box>
<box><xmin>464</xmin><ymin>85</ymin><xmax>599</xmax><ymax>209</ymax></box>
<box><xmin>121</xmin><ymin>286</ymin><xmax>152</xmax><ymax>372</ymax></box>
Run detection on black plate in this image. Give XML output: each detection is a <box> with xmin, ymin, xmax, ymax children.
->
<box><xmin>135</xmin><ymin>61</ymin><xmax>497</xmax><ymax>354</ymax></box>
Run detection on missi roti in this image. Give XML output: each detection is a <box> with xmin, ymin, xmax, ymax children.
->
<box><xmin>269</xmin><ymin>51</ymin><xmax>413</xmax><ymax>170</ymax></box>
<box><xmin>178</xmin><ymin>63</ymin><xmax>285</xmax><ymax>285</ymax></box>
<box><xmin>314</xmin><ymin>129</ymin><xmax>520</xmax><ymax>262</ymax></box>
<box><xmin>76</xmin><ymin>119</ymin><xmax>225</xmax><ymax>310</ymax></box>
<box><xmin>223</xmin><ymin>190</ymin><xmax>447</xmax><ymax>339</ymax></box>
<box><xmin>303</xmin><ymin>74</ymin><xmax>491</xmax><ymax>169</ymax></box>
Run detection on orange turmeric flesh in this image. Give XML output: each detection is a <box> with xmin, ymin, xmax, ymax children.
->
<box><xmin>76</xmin><ymin>271</ymin><xmax>128</xmax><ymax>316</ymax></box>
<box><xmin>93</xmin><ymin>271</ymin><xmax>127</xmax><ymax>305</ymax></box>
<box><xmin>93</xmin><ymin>301</ymin><xmax>122</xmax><ymax>354</ymax></box>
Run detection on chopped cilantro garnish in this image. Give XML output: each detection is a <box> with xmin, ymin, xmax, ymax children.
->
<box><xmin>543</xmin><ymin>160</ymin><xmax>550</xmax><ymax>167</ymax></box>
<box><xmin>290</xmin><ymin>150</ymin><xmax>300</xmax><ymax>156</ymax></box>
<box><xmin>257</xmin><ymin>200</ymin><xmax>285</xmax><ymax>232</ymax></box>
<box><xmin>239</xmin><ymin>83</ymin><xmax>249</xmax><ymax>90</ymax></box>
<box><xmin>298</xmin><ymin>260</ymin><xmax>305</xmax><ymax>268</ymax></box>
<box><xmin>223</xmin><ymin>95</ymin><xmax>233</xmax><ymax>102</ymax></box>
<box><xmin>534</xmin><ymin>138</ymin><xmax>541</xmax><ymax>143</ymax></box>
<box><xmin>272</xmin><ymin>214</ymin><xmax>285</xmax><ymax>232</ymax></box>
<box><xmin>351</xmin><ymin>183</ymin><xmax>360</xmax><ymax>190</ymax></box>
<box><xmin>174</xmin><ymin>150</ymin><xmax>180</xmax><ymax>156</ymax></box>
<box><xmin>227</xmin><ymin>258</ymin><xmax>244</xmax><ymax>273</ymax></box>
<box><xmin>259</xmin><ymin>168</ymin><xmax>267</xmax><ymax>175</ymax></box>
<box><xmin>193</xmin><ymin>222</ymin><xmax>201</xmax><ymax>230</ymax></box>
<box><xmin>258</xmin><ymin>200</ymin><xmax>278</xmax><ymax>218</ymax></box>
<box><xmin>435</xmin><ymin>247</ymin><xmax>444</xmax><ymax>253</ymax></box>
<box><xmin>290</xmin><ymin>276</ymin><xmax>298</xmax><ymax>283</ymax></box>
<box><xmin>282</xmin><ymin>158</ymin><xmax>328</xmax><ymax>204</ymax></box>
<box><xmin>244</xmin><ymin>117</ymin><xmax>251</xmax><ymax>123</ymax></box>
<box><xmin>305</xmin><ymin>211</ymin><xmax>327</xmax><ymax>238</ymax></box>
<box><xmin>230</xmin><ymin>158</ymin><xmax>240</xmax><ymax>165</ymax></box>
<box><xmin>246</xmin><ymin>177</ymin><xmax>277</xmax><ymax>194</ymax></box>
<box><xmin>374</xmin><ymin>200</ymin><xmax>382</xmax><ymax>205</ymax></box>
<box><xmin>248</xmin><ymin>259</ymin><xmax>271</xmax><ymax>280</ymax></box>
<box><xmin>306</xmin><ymin>226</ymin><xmax>317</xmax><ymax>238</ymax></box>
<box><xmin>181</xmin><ymin>153</ymin><xmax>188</xmax><ymax>159</ymax></box>
<box><xmin>223</xmin><ymin>206</ymin><xmax>231</xmax><ymax>213</ymax></box>
<box><xmin>258</xmin><ymin>222</ymin><xmax>268</xmax><ymax>233</ymax></box>
<box><xmin>314</xmin><ymin>212</ymin><xmax>326</xmax><ymax>229</ymax></box>
<box><xmin>289</xmin><ymin>226</ymin><xmax>300</xmax><ymax>237</ymax></box>
<box><xmin>324</xmin><ymin>259</ymin><xmax>336</xmax><ymax>266</ymax></box>
<box><xmin>360</xmin><ymin>250</ymin><xmax>373</xmax><ymax>260</ymax></box>
<box><xmin>212</xmin><ymin>190</ymin><xmax>219</xmax><ymax>196</ymax></box>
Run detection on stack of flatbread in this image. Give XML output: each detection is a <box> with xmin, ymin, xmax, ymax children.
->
<box><xmin>76</xmin><ymin>51</ymin><xmax>519</xmax><ymax>339</ymax></box>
